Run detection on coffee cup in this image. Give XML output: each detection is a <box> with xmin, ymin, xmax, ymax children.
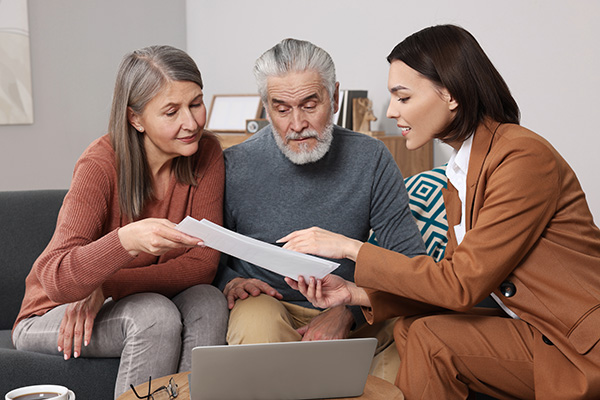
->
<box><xmin>5</xmin><ymin>384</ymin><xmax>75</xmax><ymax>400</ymax></box>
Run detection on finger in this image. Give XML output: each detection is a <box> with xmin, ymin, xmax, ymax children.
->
<box><xmin>152</xmin><ymin>223</ymin><xmax>200</xmax><ymax>248</ymax></box>
<box><xmin>252</xmin><ymin>280</ymin><xmax>283</xmax><ymax>298</ymax></box>
<box><xmin>285</xmin><ymin>277</ymin><xmax>299</xmax><ymax>290</ymax></box>
<box><xmin>157</xmin><ymin>218</ymin><xmax>177</xmax><ymax>228</ymax></box>
<box><xmin>306</xmin><ymin>277</ymin><xmax>317</xmax><ymax>302</ymax></box>
<box><xmin>62</xmin><ymin>323</ymin><xmax>73</xmax><ymax>360</ymax></box>
<box><xmin>276</xmin><ymin>230</ymin><xmax>299</xmax><ymax>244</ymax></box>
<box><xmin>281</xmin><ymin>241</ymin><xmax>297</xmax><ymax>251</ymax></box>
<box><xmin>170</xmin><ymin>216</ymin><xmax>206</xmax><ymax>246</ymax></box>
<box><xmin>296</xmin><ymin>324</ymin><xmax>309</xmax><ymax>339</ymax></box>
<box><xmin>226</xmin><ymin>291</ymin><xmax>237</xmax><ymax>310</ymax></box>
<box><xmin>61</xmin><ymin>305</ymin><xmax>79</xmax><ymax>360</ymax></box>
<box><xmin>72</xmin><ymin>310</ymin><xmax>85</xmax><ymax>358</ymax></box>
<box><xmin>296</xmin><ymin>275</ymin><xmax>306</xmax><ymax>295</ymax></box>
<box><xmin>281</xmin><ymin>236</ymin><xmax>307</xmax><ymax>251</ymax></box>
<box><xmin>296</xmin><ymin>275</ymin><xmax>308</xmax><ymax>296</ymax></box>
<box><xmin>234</xmin><ymin>287</ymin><xmax>250</xmax><ymax>301</ymax></box>
<box><xmin>57</xmin><ymin>312</ymin><xmax>69</xmax><ymax>353</ymax></box>
<box><xmin>243</xmin><ymin>282</ymin><xmax>263</xmax><ymax>297</ymax></box>
<box><xmin>83</xmin><ymin>309</ymin><xmax>95</xmax><ymax>348</ymax></box>
<box><xmin>277</xmin><ymin>228</ymin><xmax>314</xmax><ymax>245</ymax></box>
<box><xmin>167</xmin><ymin>227</ymin><xmax>203</xmax><ymax>246</ymax></box>
<box><xmin>316</xmin><ymin>279</ymin><xmax>324</xmax><ymax>304</ymax></box>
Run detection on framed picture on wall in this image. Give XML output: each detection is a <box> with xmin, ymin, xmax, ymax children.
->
<box><xmin>207</xmin><ymin>94</ymin><xmax>263</xmax><ymax>133</ymax></box>
<box><xmin>0</xmin><ymin>0</ymin><xmax>34</xmax><ymax>125</ymax></box>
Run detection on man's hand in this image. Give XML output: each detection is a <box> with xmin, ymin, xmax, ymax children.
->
<box><xmin>223</xmin><ymin>277</ymin><xmax>283</xmax><ymax>309</ymax></box>
<box><xmin>297</xmin><ymin>305</ymin><xmax>353</xmax><ymax>341</ymax></box>
<box><xmin>58</xmin><ymin>287</ymin><xmax>105</xmax><ymax>360</ymax></box>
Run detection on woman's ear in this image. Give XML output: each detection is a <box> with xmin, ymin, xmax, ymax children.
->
<box><xmin>441</xmin><ymin>89</ymin><xmax>459</xmax><ymax>111</ymax></box>
<box><xmin>448</xmin><ymin>96</ymin><xmax>458</xmax><ymax>111</ymax></box>
<box><xmin>127</xmin><ymin>107</ymin><xmax>144</xmax><ymax>132</ymax></box>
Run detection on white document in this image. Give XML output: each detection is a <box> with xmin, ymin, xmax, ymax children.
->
<box><xmin>176</xmin><ymin>217</ymin><xmax>340</xmax><ymax>280</ymax></box>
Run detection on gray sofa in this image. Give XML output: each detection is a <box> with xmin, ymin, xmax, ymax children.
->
<box><xmin>0</xmin><ymin>190</ymin><xmax>119</xmax><ymax>399</ymax></box>
<box><xmin>1</xmin><ymin>180</ymin><xmax>498</xmax><ymax>399</ymax></box>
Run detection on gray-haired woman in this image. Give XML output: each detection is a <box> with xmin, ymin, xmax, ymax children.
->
<box><xmin>12</xmin><ymin>45</ymin><xmax>228</xmax><ymax>399</ymax></box>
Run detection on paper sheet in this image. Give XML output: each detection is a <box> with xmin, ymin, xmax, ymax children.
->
<box><xmin>176</xmin><ymin>217</ymin><xmax>340</xmax><ymax>280</ymax></box>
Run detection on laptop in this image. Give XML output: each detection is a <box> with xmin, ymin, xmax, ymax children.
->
<box><xmin>189</xmin><ymin>337</ymin><xmax>377</xmax><ymax>400</ymax></box>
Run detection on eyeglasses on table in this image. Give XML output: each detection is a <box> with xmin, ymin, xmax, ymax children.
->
<box><xmin>130</xmin><ymin>376</ymin><xmax>178</xmax><ymax>400</ymax></box>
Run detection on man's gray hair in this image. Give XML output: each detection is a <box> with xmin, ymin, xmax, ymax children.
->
<box><xmin>254</xmin><ymin>38</ymin><xmax>337</xmax><ymax>104</ymax></box>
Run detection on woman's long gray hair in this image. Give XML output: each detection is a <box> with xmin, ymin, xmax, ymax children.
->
<box><xmin>108</xmin><ymin>45</ymin><xmax>204</xmax><ymax>220</ymax></box>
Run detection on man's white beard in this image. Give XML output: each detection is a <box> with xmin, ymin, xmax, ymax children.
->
<box><xmin>272</xmin><ymin>122</ymin><xmax>334</xmax><ymax>165</ymax></box>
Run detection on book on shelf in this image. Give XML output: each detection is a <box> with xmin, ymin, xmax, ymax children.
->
<box><xmin>335</xmin><ymin>89</ymin><xmax>368</xmax><ymax>130</ymax></box>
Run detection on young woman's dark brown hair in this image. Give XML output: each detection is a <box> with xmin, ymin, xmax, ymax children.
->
<box><xmin>387</xmin><ymin>24</ymin><xmax>520</xmax><ymax>143</ymax></box>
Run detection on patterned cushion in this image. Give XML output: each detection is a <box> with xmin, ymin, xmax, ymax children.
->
<box><xmin>369</xmin><ymin>165</ymin><xmax>448</xmax><ymax>262</ymax></box>
<box><xmin>404</xmin><ymin>165</ymin><xmax>448</xmax><ymax>261</ymax></box>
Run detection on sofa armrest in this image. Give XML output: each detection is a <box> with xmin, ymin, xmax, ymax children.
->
<box><xmin>0</xmin><ymin>190</ymin><xmax>67</xmax><ymax>330</ymax></box>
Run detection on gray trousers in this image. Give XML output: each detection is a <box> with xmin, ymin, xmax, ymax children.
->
<box><xmin>13</xmin><ymin>284</ymin><xmax>228</xmax><ymax>399</ymax></box>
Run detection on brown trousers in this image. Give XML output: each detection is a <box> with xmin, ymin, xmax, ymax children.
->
<box><xmin>393</xmin><ymin>310</ymin><xmax>536</xmax><ymax>400</ymax></box>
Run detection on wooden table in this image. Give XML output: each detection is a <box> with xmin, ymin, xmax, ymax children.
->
<box><xmin>118</xmin><ymin>372</ymin><xmax>404</xmax><ymax>400</ymax></box>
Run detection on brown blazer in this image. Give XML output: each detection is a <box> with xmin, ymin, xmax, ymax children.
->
<box><xmin>355</xmin><ymin>119</ymin><xmax>600</xmax><ymax>397</ymax></box>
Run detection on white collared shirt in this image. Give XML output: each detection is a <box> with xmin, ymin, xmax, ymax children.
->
<box><xmin>445</xmin><ymin>134</ymin><xmax>473</xmax><ymax>245</ymax></box>
<box><xmin>445</xmin><ymin>134</ymin><xmax>519</xmax><ymax>319</ymax></box>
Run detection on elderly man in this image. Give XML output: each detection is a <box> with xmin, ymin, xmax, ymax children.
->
<box><xmin>214</xmin><ymin>38</ymin><xmax>424</xmax><ymax>365</ymax></box>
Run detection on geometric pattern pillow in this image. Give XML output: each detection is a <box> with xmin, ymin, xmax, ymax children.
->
<box><xmin>368</xmin><ymin>165</ymin><xmax>448</xmax><ymax>262</ymax></box>
<box><xmin>403</xmin><ymin>165</ymin><xmax>448</xmax><ymax>262</ymax></box>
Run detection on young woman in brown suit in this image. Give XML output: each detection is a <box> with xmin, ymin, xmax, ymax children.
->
<box><xmin>282</xmin><ymin>25</ymin><xmax>600</xmax><ymax>399</ymax></box>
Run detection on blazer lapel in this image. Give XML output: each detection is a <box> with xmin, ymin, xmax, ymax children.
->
<box><xmin>442</xmin><ymin>182</ymin><xmax>461</xmax><ymax>253</ymax></box>
<box><xmin>465</xmin><ymin>119</ymin><xmax>500</xmax><ymax>229</ymax></box>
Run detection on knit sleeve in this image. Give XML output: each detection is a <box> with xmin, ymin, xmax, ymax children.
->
<box><xmin>34</xmin><ymin>153</ymin><xmax>133</xmax><ymax>304</ymax></box>
<box><xmin>102</xmin><ymin>135</ymin><xmax>225</xmax><ymax>300</ymax></box>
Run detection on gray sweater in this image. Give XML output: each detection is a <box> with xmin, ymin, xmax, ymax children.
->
<box><xmin>214</xmin><ymin>125</ymin><xmax>425</xmax><ymax>324</ymax></box>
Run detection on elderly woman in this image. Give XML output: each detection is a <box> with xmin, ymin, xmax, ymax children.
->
<box><xmin>12</xmin><ymin>45</ymin><xmax>228</xmax><ymax>399</ymax></box>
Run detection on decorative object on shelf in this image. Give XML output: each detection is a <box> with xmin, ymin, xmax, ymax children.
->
<box><xmin>0</xmin><ymin>0</ymin><xmax>33</xmax><ymax>125</ymax></box>
<box><xmin>352</xmin><ymin>97</ymin><xmax>377</xmax><ymax>135</ymax></box>
<box><xmin>245</xmin><ymin>118</ymin><xmax>269</xmax><ymax>134</ymax></box>
<box><xmin>206</xmin><ymin>94</ymin><xmax>263</xmax><ymax>133</ymax></box>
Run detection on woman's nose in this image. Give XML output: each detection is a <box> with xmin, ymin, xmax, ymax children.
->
<box><xmin>181</xmin><ymin>108</ymin><xmax>199</xmax><ymax>131</ymax></box>
<box><xmin>386</xmin><ymin>98</ymin><xmax>398</xmax><ymax>120</ymax></box>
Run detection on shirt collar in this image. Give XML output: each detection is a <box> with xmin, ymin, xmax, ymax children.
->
<box><xmin>447</xmin><ymin>134</ymin><xmax>474</xmax><ymax>184</ymax></box>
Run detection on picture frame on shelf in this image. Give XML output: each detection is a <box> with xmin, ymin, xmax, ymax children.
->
<box><xmin>207</xmin><ymin>94</ymin><xmax>263</xmax><ymax>133</ymax></box>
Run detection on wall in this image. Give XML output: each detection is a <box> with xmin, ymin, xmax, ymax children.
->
<box><xmin>1</xmin><ymin>1</ymin><xmax>598</xmax><ymax>223</ymax></box>
<box><xmin>0</xmin><ymin>0</ymin><xmax>186</xmax><ymax>191</ymax></box>
<box><xmin>186</xmin><ymin>0</ymin><xmax>600</xmax><ymax>223</ymax></box>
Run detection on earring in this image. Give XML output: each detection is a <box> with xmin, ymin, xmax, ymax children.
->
<box><xmin>137</xmin><ymin>127</ymin><xmax>144</xmax><ymax>133</ymax></box>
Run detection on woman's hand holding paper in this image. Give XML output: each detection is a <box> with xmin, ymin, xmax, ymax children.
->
<box><xmin>285</xmin><ymin>274</ymin><xmax>371</xmax><ymax>309</ymax></box>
